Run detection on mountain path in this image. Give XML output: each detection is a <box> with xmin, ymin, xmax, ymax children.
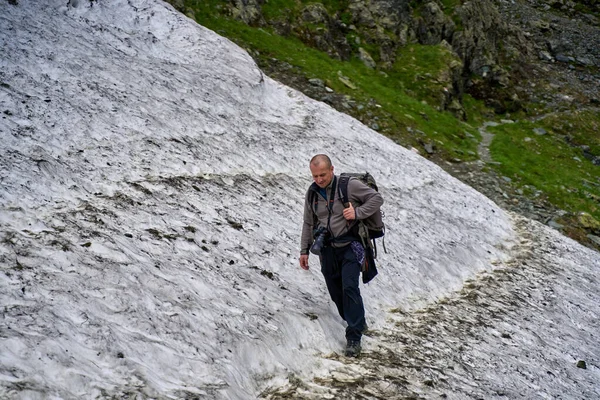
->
<box><xmin>260</xmin><ymin>213</ymin><xmax>600</xmax><ymax>399</ymax></box>
<box><xmin>477</xmin><ymin>121</ymin><xmax>500</xmax><ymax>165</ymax></box>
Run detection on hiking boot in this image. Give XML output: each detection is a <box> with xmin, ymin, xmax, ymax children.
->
<box><xmin>345</xmin><ymin>340</ymin><xmax>361</xmax><ymax>357</ymax></box>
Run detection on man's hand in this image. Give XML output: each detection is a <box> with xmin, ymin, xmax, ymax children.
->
<box><xmin>299</xmin><ymin>254</ymin><xmax>310</xmax><ymax>270</ymax></box>
<box><xmin>343</xmin><ymin>202</ymin><xmax>356</xmax><ymax>220</ymax></box>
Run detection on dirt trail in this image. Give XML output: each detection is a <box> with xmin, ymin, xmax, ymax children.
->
<box><xmin>477</xmin><ymin>121</ymin><xmax>500</xmax><ymax>165</ymax></box>
<box><xmin>261</xmin><ymin>213</ymin><xmax>600</xmax><ymax>399</ymax></box>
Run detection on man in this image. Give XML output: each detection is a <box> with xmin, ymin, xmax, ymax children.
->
<box><xmin>299</xmin><ymin>154</ymin><xmax>383</xmax><ymax>357</ymax></box>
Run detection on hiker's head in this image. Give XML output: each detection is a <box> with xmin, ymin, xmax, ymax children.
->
<box><xmin>310</xmin><ymin>154</ymin><xmax>334</xmax><ymax>188</ymax></box>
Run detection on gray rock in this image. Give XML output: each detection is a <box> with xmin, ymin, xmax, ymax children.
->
<box><xmin>358</xmin><ymin>47</ymin><xmax>376</xmax><ymax>69</ymax></box>
<box><xmin>548</xmin><ymin>220</ymin><xmax>564</xmax><ymax>230</ymax></box>
<box><xmin>417</xmin><ymin>2</ymin><xmax>451</xmax><ymax>44</ymax></box>
<box><xmin>539</xmin><ymin>51</ymin><xmax>553</xmax><ymax>61</ymax></box>
<box><xmin>530</xmin><ymin>20</ymin><xmax>551</xmax><ymax>31</ymax></box>
<box><xmin>447</xmin><ymin>99</ymin><xmax>466</xmax><ymax>120</ymax></box>
<box><xmin>546</xmin><ymin>40</ymin><xmax>565</xmax><ymax>55</ymax></box>
<box><xmin>300</xmin><ymin>3</ymin><xmax>329</xmax><ymax>24</ymax></box>
<box><xmin>576</xmin><ymin>57</ymin><xmax>594</xmax><ymax>66</ymax></box>
<box><xmin>588</xmin><ymin>235</ymin><xmax>600</xmax><ymax>246</ymax></box>
<box><xmin>582</xmin><ymin>13</ymin><xmax>598</xmax><ymax>24</ymax></box>
<box><xmin>533</xmin><ymin>128</ymin><xmax>547</xmax><ymax>136</ymax></box>
<box><xmin>308</xmin><ymin>78</ymin><xmax>325</xmax><ymax>87</ymax></box>
<box><xmin>440</xmin><ymin>40</ymin><xmax>453</xmax><ymax>52</ymax></box>
<box><xmin>337</xmin><ymin>74</ymin><xmax>356</xmax><ymax>89</ymax></box>
<box><xmin>555</xmin><ymin>54</ymin><xmax>573</xmax><ymax>63</ymax></box>
<box><xmin>229</xmin><ymin>0</ymin><xmax>264</xmax><ymax>25</ymax></box>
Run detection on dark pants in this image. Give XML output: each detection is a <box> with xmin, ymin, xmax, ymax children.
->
<box><xmin>320</xmin><ymin>244</ymin><xmax>366</xmax><ymax>342</ymax></box>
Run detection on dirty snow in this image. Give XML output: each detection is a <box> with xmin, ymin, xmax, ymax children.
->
<box><xmin>0</xmin><ymin>0</ymin><xmax>597</xmax><ymax>399</ymax></box>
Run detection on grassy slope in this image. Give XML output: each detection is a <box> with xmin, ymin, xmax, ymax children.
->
<box><xmin>489</xmin><ymin>112</ymin><xmax>600</xmax><ymax>221</ymax></box>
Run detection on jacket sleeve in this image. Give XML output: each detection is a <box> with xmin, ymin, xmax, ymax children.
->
<box><xmin>348</xmin><ymin>178</ymin><xmax>383</xmax><ymax>220</ymax></box>
<box><xmin>300</xmin><ymin>190</ymin><xmax>314</xmax><ymax>255</ymax></box>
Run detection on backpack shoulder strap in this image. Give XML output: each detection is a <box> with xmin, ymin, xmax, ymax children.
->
<box><xmin>308</xmin><ymin>188</ymin><xmax>318</xmax><ymax>226</ymax></box>
<box><xmin>338</xmin><ymin>174</ymin><xmax>351</xmax><ymax>207</ymax></box>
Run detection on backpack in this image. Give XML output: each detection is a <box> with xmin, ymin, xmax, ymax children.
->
<box><xmin>337</xmin><ymin>172</ymin><xmax>386</xmax><ymax>258</ymax></box>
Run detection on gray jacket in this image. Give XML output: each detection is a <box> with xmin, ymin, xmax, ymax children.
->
<box><xmin>300</xmin><ymin>176</ymin><xmax>383</xmax><ymax>255</ymax></box>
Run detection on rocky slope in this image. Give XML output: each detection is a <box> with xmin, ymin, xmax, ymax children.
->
<box><xmin>209</xmin><ymin>0</ymin><xmax>598</xmax><ymax>112</ymax></box>
<box><xmin>496</xmin><ymin>0</ymin><xmax>600</xmax><ymax>107</ymax></box>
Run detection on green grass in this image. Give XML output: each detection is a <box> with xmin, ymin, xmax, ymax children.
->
<box><xmin>462</xmin><ymin>94</ymin><xmax>494</xmax><ymax>126</ymax></box>
<box><xmin>440</xmin><ymin>0</ymin><xmax>463</xmax><ymax>9</ymax></box>
<box><xmin>489</xmin><ymin>115</ymin><xmax>600</xmax><ymax>220</ymax></box>
<box><xmin>390</xmin><ymin>44</ymin><xmax>459</xmax><ymax>103</ymax></box>
<box><xmin>542</xmin><ymin>110</ymin><xmax>600</xmax><ymax>155</ymax></box>
<box><xmin>261</xmin><ymin>0</ymin><xmax>298</xmax><ymax>20</ymax></box>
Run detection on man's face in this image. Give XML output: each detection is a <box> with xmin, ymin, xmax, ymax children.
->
<box><xmin>310</xmin><ymin>162</ymin><xmax>334</xmax><ymax>188</ymax></box>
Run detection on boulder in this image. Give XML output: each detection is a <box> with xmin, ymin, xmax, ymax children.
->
<box><xmin>358</xmin><ymin>47</ymin><xmax>377</xmax><ymax>68</ymax></box>
<box><xmin>229</xmin><ymin>0</ymin><xmax>265</xmax><ymax>26</ymax></box>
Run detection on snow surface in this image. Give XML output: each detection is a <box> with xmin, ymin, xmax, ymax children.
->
<box><xmin>0</xmin><ymin>0</ymin><xmax>597</xmax><ymax>399</ymax></box>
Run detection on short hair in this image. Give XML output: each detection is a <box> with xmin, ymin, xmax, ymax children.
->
<box><xmin>310</xmin><ymin>154</ymin><xmax>332</xmax><ymax>168</ymax></box>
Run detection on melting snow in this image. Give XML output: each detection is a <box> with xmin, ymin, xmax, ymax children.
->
<box><xmin>0</xmin><ymin>0</ymin><xmax>598</xmax><ymax>399</ymax></box>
